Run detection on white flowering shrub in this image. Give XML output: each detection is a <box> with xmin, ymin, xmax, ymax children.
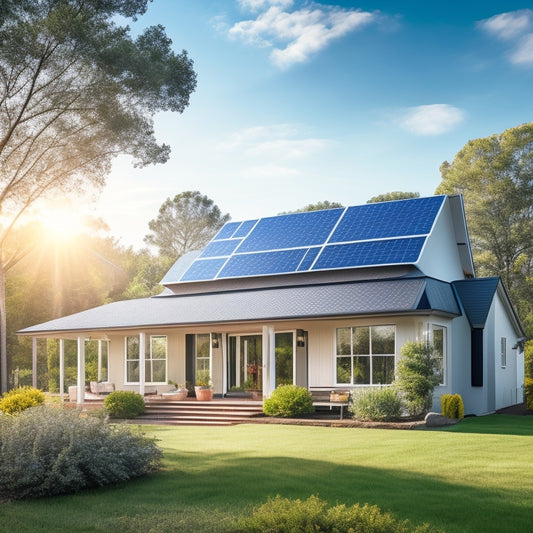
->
<box><xmin>0</xmin><ymin>405</ymin><xmax>162</xmax><ymax>500</ymax></box>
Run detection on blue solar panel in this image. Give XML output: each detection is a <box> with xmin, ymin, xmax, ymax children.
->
<box><xmin>313</xmin><ymin>237</ymin><xmax>426</xmax><ymax>270</ymax></box>
<box><xmin>200</xmin><ymin>239</ymin><xmax>242</xmax><ymax>258</ymax></box>
<box><xmin>219</xmin><ymin>249</ymin><xmax>308</xmax><ymax>278</ymax></box>
<box><xmin>181</xmin><ymin>258</ymin><xmax>227</xmax><ymax>281</ymax></box>
<box><xmin>172</xmin><ymin>196</ymin><xmax>446</xmax><ymax>282</ymax></box>
<box><xmin>236</xmin><ymin>209</ymin><xmax>343</xmax><ymax>253</ymax></box>
<box><xmin>330</xmin><ymin>196</ymin><xmax>444</xmax><ymax>243</ymax></box>
<box><xmin>233</xmin><ymin>219</ymin><xmax>258</xmax><ymax>238</ymax></box>
<box><xmin>297</xmin><ymin>247</ymin><xmax>321</xmax><ymax>271</ymax></box>
<box><xmin>213</xmin><ymin>222</ymin><xmax>241</xmax><ymax>240</ymax></box>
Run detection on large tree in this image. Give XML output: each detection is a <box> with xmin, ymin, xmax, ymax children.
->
<box><xmin>0</xmin><ymin>0</ymin><xmax>197</xmax><ymax>391</ymax></box>
<box><xmin>367</xmin><ymin>191</ymin><xmax>420</xmax><ymax>203</ymax></box>
<box><xmin>435</xmin><ymin>122</ymin><xmax>533</xmax><ymax>337</ymax></box>
<box><xmin>144</xmin><ymin>191</ymin><xmax>230</xmax><ymax>259</ymax></box>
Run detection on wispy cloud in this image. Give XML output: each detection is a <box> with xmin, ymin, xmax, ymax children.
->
<box><xmin>398</xmin><ymin>104</ymin><xmax>465</xmax><ymax>136</ymax></box>
<box><xmin>478</xmin><ymin>9</ymin><xmax>533</xmax><ymax>66</ymax></box>
<box><xmin>217</xmin><ymin>124</ymin><xmax>329</xmax><ymax>158</ymax></box>
<box><xmin>228</xmin><ymin>0</ymin><xmax>376</xmax><ymax>68</ymax></box>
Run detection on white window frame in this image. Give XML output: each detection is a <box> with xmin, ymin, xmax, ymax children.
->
<box><xmin>335</xmin><ymin>325</ymin><xmax>396</xmax><ymax>386</ymax></box>
<box><xmin>125</xmin><ymin>335</ymin><xmax>168</xmax><ymax>384</ymax></box>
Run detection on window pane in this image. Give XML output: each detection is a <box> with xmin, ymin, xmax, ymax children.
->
<box><xmin>127</xmin><ymin>336</ymin><xmax>139</xmax><ymax>359</ymax></box>
<box><xmin>353</xmin><ymin>327</ymin><xmax>370</xmax><ymax>355</ymax></box>
<box><xmin>151</xmin><ymin>335</ymin><xmax>167</xmax><ymax>359</ymax></box>
<box><xmin>144</xmin><ymin>361</ymin><xmax>152</xmax><ymax>382</ymax></box>
<box><xmin>196</xmin><ymin>334</ymin><xmax>210</xmax><ymax>358</ymax></box>
<box><xmin>353</xmin><ymin>356</ymin><xmax>370</xmax><ymax>384</ymax></box>
<box><xmin>336</xmin><ymin>328</ymin><xmax>351</xmax><ymax>355</ymax></box>
<box><xmin>152</xmin><ymin>360</ymin><xmax>166</xmax><ymax>382</ymax></box>
<box><xmin>371</xmin><ymin>325</ymin><xmax>395</xmax><ymax>354</ymax></box>
<box><xmin>336</xmin><ymin>357</ymin><xmax>351</xmax><ymax>383</ymax></box>
<box><xmin>197</xmin><ymin>357</ymin><xmax>210</xmax><ymax>374</ymax></box>
<box><xmin>372</xmin><ymin>356</ymin><xmax>395</xmax><ymax>384</ymax></box>
<box><xmin>433</xmin><ymin>326</ymin><xmax>445</xmax><ymax>384</ymax></box>
<box><xmin>127</xmin><ymin>361</ymin><xmax>139</xmax><ymax>382</ymax></box>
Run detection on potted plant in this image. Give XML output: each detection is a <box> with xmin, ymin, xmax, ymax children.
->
<box><xmin>194</xmin><ymin>371</ymin><xmax>214</xmax><ymax>401</ymax></box>
<box><xmin>162</xmin><ymin>380</ymin><xmax>188</xmax><ymax>401</ymax></box>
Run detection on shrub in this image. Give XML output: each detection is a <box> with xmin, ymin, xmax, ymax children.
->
<box><xmin>263</xmin><ymin>385</ymin><xmax>314</xmax><ymax>418</ymax></box>
<box><xmin>350</xmin><ymin>387</ymin><xmax>403</xmax><ymax>421</ymax></box>
<box><xmin>441</xmin><ymin>394</ymin><xmax>464</xmax><ymax>419</ymax></box>
<box><xmin>0</xmin><ymin>386</ymin><xmax>45</xmax><ymax>414</ymax></box>
<box><xmin>525</xmin><ymin>340</ymin><xmax>533</xmax><ymax>379</ymax></box>
<box><xmin>0</xmin><ymin>405</ymin><xmax>162</xmax><ymax>500</ymax></box>
<box><xmin>525</xmin><ymin>378</ymin><xmax>533</xmax><ymax>411</ymax></box>
<box><xmin>232</xmin><ymin>494</ymin><xmax>437</xmax><ymax>533</ymax></box>
<box><xmin>104</xmin><ymin>390</ymin><xmax>145</xmax><ymax>418</ymax></box>
<box><xmin>395</xmin><ymin>342</ymin><xmax>440</xmax><ymax>417</ymax></box>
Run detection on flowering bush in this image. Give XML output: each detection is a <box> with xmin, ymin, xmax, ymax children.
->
<box><xmin>0</xmin><ymin>405</ymin><xmax>162</xmax><ymax>500</ymax></box>
<box><xmin>0</xmin><ymin>386</ymin><xmax>45</xmax><ymax>414</ymax></box>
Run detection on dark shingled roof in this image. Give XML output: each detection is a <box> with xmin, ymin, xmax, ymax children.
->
<box><xmin>452</xmin><ymin>278</ymin><xmax>500</xmax><ymax>328</ymax></box>
<box><xmin>19</xmin><ymin>276</ymin><xmax>460</xmax><ymax>335</ymax></box>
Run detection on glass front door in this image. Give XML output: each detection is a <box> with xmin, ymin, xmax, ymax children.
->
<box><xmin>228</xmin><ymin>335</ymin><xmax>262</xmax><ymax>391</ymax></box>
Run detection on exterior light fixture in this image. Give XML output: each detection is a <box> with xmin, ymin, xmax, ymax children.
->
<box><xmin>296</xmin><ymin>330</ymin><xmax>306</xmax><ymax>348</ymax></box>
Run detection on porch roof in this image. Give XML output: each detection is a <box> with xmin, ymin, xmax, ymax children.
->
<box><xmin>18</xmin><ymin>276</ymin><xmax>460</xmax><ymax>336</ymax></box>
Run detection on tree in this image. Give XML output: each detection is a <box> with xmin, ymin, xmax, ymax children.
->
<box><xmin>395</xmin><ymin>342</ymin><xmax>440</xmax><ymax>416</ymax></box>
<box><xmin>367</xmin><ymin>191</ymin><xmax>420</xmax><ymax>203</ymax></box>
<box><xmin>0</xmin><ymin>0</ymin><xmax>197</xmax><ymax>391</ymax></box>
<box><xmin>144</xmin><ymin>191</ymin><xmax>230</xmax><ymax>259</ymax></box>
<box><xmin>279</xmin><ymin>200</ymin><xmax>344</xmax><ymax>215</ymax></box>
<box><xmin>435</xmin><ymin>123</ymin><xmax>533</xmax><ymax>337</ymax></box>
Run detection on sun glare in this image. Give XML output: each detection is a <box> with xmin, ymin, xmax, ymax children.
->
<box><xmin>41</xmin><ymin>206</ymin><xmax>86</xmax><ymax>242</ymax></box>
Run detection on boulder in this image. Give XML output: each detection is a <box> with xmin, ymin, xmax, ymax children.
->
<box><xmin>424</xmin><ymin>412</ymin><xmax>459</xmax><ymax>427</ymax></box>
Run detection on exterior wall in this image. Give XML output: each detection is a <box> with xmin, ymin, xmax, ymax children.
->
<box><xmin>490</xmin><ymin>294</ymin><xmax>525</xmax><ymax>409</ymax></box>
<box><xmin>416</xmin><ymin>199</ymin><xmax>466</xmax><ymax>282</ymax></box>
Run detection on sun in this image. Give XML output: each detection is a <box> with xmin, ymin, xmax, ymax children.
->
<box><xmin>40</xmin><ymin>202</ymin><xmax>86</xmax><ymax>242</ymax></box>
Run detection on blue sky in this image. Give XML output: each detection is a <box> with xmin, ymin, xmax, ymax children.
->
<box><xmin>91</xmin><ymin>1</ymin><xmax>533</xmax><ymax>249</ymax></box>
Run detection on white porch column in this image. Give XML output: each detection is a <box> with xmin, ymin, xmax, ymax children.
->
<box><xmin>262</xmin><ymin>326</ymin><xmax>276</xmax><ymax>398</ymax></box>
<box><xmin>139</xmin><ymin>332</ymin><xmax>146</xmax><ymax>396</ymax></box>
<box><xmin>97</xmin><ymin>340</ymin><xmax>102</xmax><ymax>382</ymax></box>
<box><xmin>59</xmin><ymin>339</ymin><xmax>65</xmax><ymax>402</ymax></box>
<box><xmin>221</xmin><ymin>333</ymin><xmax>227</xmax><ymax>395</ymax></box>
<box><xmin>32</xmin><ymin>337</ymin><xmax>38</xmax><ymax>389</ymax></box>
<box><xmin>76</xmin><ymin>337</ymin><xmax>85</xmax><ymax>404</ymax></box>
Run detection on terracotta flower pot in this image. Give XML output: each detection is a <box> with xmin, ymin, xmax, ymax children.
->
<box><xmin>195</xmin><ymin>386</ymin><xmax>214</xmax><ymax>401</ymax></box>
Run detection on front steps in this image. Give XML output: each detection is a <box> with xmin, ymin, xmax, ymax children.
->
<box><xmin>137</xmin><ymin>399</ymin><xmax>265</xmax><ymax>426</ymax></box>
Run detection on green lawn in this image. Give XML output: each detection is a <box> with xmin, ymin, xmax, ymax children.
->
<box><xmin>0</xmin><ymin>415</ymin><xmax>532</xmax><ymax>532</ymax></box>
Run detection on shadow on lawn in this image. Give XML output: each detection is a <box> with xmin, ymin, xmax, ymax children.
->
<box><xmin>142</xmin><ymin>450</ymin><xmax>531</xmax><ymax>533</ymax></box>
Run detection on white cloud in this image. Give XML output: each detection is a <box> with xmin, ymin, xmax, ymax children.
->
<box><xmin>399</xmin><ymin>104</ymin><xmax>465</xmax><ymax>136</ymax></box>
<box><xmin>229</xmin><ymin>2</ymin><xmax>376</xmax><ymax>68</ymax></box>
<box><xmin>478</xmin><ymin>9</ymin><xmax>533</xmax><ymax>68</ymax></box>
<box><xmin>217</xmin><ymin>124</ymin><xmax>329</xmax><ymax>158</ymax></box>
<box><xmin>511</xmin><ymin>34</ymin><xmax>533</xmax><ymax>65</ymax></box>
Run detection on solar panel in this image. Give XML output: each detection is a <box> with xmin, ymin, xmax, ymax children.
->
<box><xmin>174</xmin><ymin>195</ymin><xmax>446</xmax><ymax>282</ymax></box>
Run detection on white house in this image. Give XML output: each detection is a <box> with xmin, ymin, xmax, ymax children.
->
<box><xmin>18</xmin><ymin>194</ymin><xmax>526</xmax><ymax>415</ymax></box>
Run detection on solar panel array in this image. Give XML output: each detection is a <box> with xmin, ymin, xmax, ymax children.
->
<box><xmin>178</xmin><ymin>195</ymin><xmax>446</xmax><ymax>282</ymax></box>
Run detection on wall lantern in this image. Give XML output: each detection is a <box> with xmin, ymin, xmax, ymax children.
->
<box><xmin>212</xmin><ymin>333</ymin><xmax>221</xmax><ymax>349</ymax></box>
<box><xmin>296</xmin><ymin>330</ymin><xmax>306</xmax><ymax>348</ymax></box>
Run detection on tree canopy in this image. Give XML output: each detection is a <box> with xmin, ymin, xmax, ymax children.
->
<box><xmin>436</xmin><ymin>122</ymin><xmax>533</xmax><ymax>337</ymax></box>
<box><xmin>367</xmin><ymin>191</ymin><xmax>420</xmax><ymax>203</ymax></box>
<box><xmin>280</xmin><ymin>200</ymin><xmax>344</xmax><ymax>214</ymax></box>
<box><xmin>144</xmin><ymin>191</ymin><xmax>230</xmax><ymax>259</ymax></box>
<box><xmin>0</xmin><ymin>0</ymin><xmax>197</xmax><ymax>391</ymax></box>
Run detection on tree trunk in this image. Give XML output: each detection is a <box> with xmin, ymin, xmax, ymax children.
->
<box><xmin>0</xmin><ymin>262</ymin><xmax>7</xmax><ymax>392</ymax></box>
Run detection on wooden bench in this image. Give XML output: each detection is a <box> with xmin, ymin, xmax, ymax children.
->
<box><xmin>310</xmin><ymin>389</ymin><xmax>351</xmax><ymax>420</ymax></box>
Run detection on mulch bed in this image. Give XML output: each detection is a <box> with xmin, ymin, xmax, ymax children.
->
<box><xmin>496</xmin><ymin>402</ymin><xmax>532</xmax><ymax>416</ymax></box>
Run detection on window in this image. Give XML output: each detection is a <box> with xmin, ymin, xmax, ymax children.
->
<box><xmin>501</xmin><ymin>337</ymin><xmax>507</xmax><ymax>368</ymax></box>
<box><xmin>125</xmin><ymin>335</ymin><xmax>167</xmax><ymax>383</ymax></box>
<box><xmin>195</xmin><ymin>333</ymin><xmax>211</xmax><ymax>381</ymax></box>
<box><xmin>336</xmin><ymin>325</ymin><xmax>395</xmax><ymax>385</ymax></box>
<box><xmin>431</xmin><ymin>325</ymin><xmax>446</xmax><ymax>385</ymax></box>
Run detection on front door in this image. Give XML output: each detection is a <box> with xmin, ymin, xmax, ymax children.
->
<box><xmin>228</xmin><ymin>335</ymin><xmax>262</xmax><ymax>392</ymax></box>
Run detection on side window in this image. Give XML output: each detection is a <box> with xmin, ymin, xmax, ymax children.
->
<box><xmin>500</xmin><ymin>337</ymin><xmax>507</xmax><ymax>368</ymax></box>
<box><xmin>125</xmin><ymin>336</ymin><xmax>140</xmax><ymax>383</ymax></box>
<box><xmin>431</xmin><ymin>325</ymin><xmax>446</xmax><ymax>385</ymax></box>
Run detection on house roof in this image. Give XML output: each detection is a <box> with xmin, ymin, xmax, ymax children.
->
<box><xmin>453</xmin><ymin>278</ymin><xmax>525</xmax><ymax>337</ymax></box>
<box><xmin>163</xmin><ymin>195</ymin><xmax>451</xmax><ymax>284</ymax></box>
<box><xmin>18</xmin><ymin>275</ymin><xmax>461</xmax><ymax>337</ymax></box>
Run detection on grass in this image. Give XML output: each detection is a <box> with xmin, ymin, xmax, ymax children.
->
<box><xmin>0</xmin><ymin>415</ymin><xmax>532</xmax><ymax>532</ymax></box>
